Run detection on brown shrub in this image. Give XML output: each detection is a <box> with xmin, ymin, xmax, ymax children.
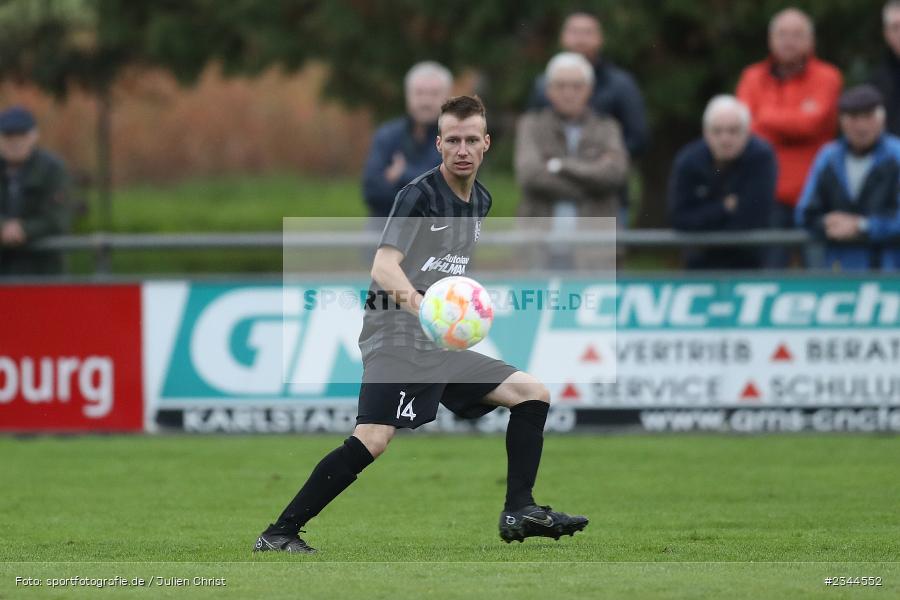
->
<box><xmin>0</xmin><ymin>62</ymin><xmax>374</xmax><ymax>185</ymax></box>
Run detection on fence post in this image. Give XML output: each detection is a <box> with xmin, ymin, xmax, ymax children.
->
<box><xmin>93</xmin><ymin>234</ymin><xmax>112</xmax><ymax>276</ymax></box>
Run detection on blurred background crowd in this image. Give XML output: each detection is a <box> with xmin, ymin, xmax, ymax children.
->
<box><xmin>1</xmin><ymin>0</ymin><xmax>899</xmax><ymax>276</ymax></box>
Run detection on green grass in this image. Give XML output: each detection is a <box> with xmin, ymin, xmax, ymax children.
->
<box><xmin>78</xmin><ymin>171</ymin><xmax>522</xmax><ymax>232</ymax></box>
<box><xmin>68</xmin><ymin>171</ymin><xmax>523</xmax><ymax>274</ymax></box>
<box><xmin>1</xmin><ymin>434</ymin><xmax>898</xmax><ymax>598</ymax></box>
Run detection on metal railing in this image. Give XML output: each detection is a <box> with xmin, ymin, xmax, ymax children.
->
<box><xmin>28</xmin><ymin>229</ymin><xmax>812</xmax><ymax>275</ymax></box>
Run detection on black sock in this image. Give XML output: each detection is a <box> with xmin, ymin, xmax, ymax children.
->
<box><xmin>265</xmin><ymin>436</ymin><xmax>374</xmax><ymax>535</ymax></box>
<box><xmin>504</xmin><ymin>400</ymin><xmax>550</xmax><ymax>511</ymax></box>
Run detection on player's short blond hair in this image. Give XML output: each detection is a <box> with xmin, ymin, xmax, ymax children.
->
<box><xmin>438</xmin><ymin>95</ymin><xmax>487</xmax><ymax>134</ymax></box>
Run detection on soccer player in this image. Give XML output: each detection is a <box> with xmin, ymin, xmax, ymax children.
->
<box><xmin>254</xmin><ymin>96</ymin><xmax>588</xmax><ymax>553</ymax></box>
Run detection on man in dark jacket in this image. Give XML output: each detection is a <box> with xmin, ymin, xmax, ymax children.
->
<box><xmin>0</xmin><ymin>106</ymin><xmax>70</xmax><ymax>276</ymax></box>
<box><xmin>796</xmin><ymin>85</ymin><xmax>900</xmax><ymax>271</ymax></box>
<box><xmin>361</xmin><ymin>61</ymin><xmax>452</xmax><ymax>219</ymax></box>
<box><xmin>871</xmin><ymin>0</ymin><xmax>900</xmax><ymax>136</ymax></box>
<box><xmin>668</xmin><ymin>95</ymin><xmax>777</xmax><ymax>270</ymax></box>
<box><xmin>528</xmin><ymin>12</ymin><xmax>647</xmax><ymax>158</ymax></box>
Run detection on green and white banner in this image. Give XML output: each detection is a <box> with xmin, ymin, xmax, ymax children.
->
<box><xmin>143</xmin><ymin>277</ymin><xmax>900</xmax><ymax>433</ymax></box>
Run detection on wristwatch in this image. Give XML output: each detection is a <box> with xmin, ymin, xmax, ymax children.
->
<box><xmin>547</xmin><ymin>158</ymin><xmax>563</xmax><ymax>174</ymax></box>
<box><xmin>858</xmin><ymin>217</ymin><xmax>870</xmax><ymax>234</ymax></box>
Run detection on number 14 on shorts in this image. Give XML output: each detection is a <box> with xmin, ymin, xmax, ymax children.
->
<box><xmin>396</xmin><ymin>391</ymin><xmax>417</xmax><ymax>421</ymax></box>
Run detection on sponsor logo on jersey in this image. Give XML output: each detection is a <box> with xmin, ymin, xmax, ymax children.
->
<box><xmin>420</xmin><ymin>253</ymin><xmax>470</xmax><ymax>275</ymax></box>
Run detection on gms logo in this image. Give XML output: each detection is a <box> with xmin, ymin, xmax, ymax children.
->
<box><xmin>146</xmin><ymin>283</ymin><xmax>365</xmax><ymax>404</ymax></box>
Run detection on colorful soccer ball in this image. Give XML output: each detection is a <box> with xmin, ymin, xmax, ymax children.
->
<box><xmin>419</xmin><ymin>276</ymin><xmax>494</xmax><ymax>350</ymax></box>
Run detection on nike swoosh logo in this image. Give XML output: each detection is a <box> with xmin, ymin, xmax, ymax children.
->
<box><xmin>523</xmin><ymin>515</ymin><xmax>554</xmax><ymax>527</ymax></box>
<box><xmin>430</xmin><ymin>224</ymin><xmax>449</xmax><ymax>231</ymax></box>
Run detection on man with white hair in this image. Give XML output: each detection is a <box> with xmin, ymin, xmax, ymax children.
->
<box><xmin>528</xmin><ymin>11</ymin><xmax>647</xmax><ymax>226</ymax></box>
<box><xmin>362</xmin><ymin>61</ymin><xmax>452</xmax><ymax>219</ymax></box>
<box><xmin>515</xmin><ymin>51</ymin><xmax>628</xmax><ymax>269</ymax></box>
<box><xmin>667</xmin><ymin>95</ymin><xmax>776</xmax><ymax>270</ymax></box>
<box><xmin>796</xmin><ymin>85</ymin><xmax>900</xmax><ymax>271</ymax></box>
<box><xmin>528</xmin><ymin>11</ymin><xmax>647</xmax><ymax>158</ymax></box>
<box><xmin>516</xmin><ymin>52</ymin><xmax>628</xmax><ymax>220</ymax></box>
<box><xmin>870</xmin><ymin>0</ymin><xmax>900</xmax><ymax>136</ymax></box>
<box><xmin>736</xmin><ymin>7</ymin><xmax>842</xmax><ymax>267</ymax></box>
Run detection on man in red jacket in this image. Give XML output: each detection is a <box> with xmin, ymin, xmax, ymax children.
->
<box><xmin>737</xmin><ymin>7</ymin><xmax>842</xmax><ymax>267</ymax></box>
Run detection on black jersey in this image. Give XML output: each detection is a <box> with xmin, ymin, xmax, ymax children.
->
<box><xmin>358</xmin><ymin>166</ymin><xmax>492</xmax><ymax>359</ymax></box>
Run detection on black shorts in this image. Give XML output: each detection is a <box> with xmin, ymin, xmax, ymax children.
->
<box><xmin>357</xmin><ymin>347</ymin><xmax>519</xmax><ymax>429</ymax></box>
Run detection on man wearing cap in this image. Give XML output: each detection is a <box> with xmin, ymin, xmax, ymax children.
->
<box><xmin>0</xmin><ymin>106</ymin><xmax>71</xmax><ymax>276</ymax></box>
<box><xmin>795</xmin><ymin>85</ymin><xmax>900</xmax><ymax>271</ymax></box>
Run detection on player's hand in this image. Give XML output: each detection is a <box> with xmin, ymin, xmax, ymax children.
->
<box><xmin>0</xmin><ymin>219</ymin><xmax>26</xmax><ymax>246</ymax></box>
<box><xmin>384</xmin><ymin>152</ymin><xmax>407</xmax><ymax>184</ymax></box>
<box><xmin>824</xmin><ymin>211</ymin><xmax>862</xmax><ymax>241</ymax></box>
<box><xmin>408</xmin><ymin>291</ymin><xmax>424</xmax><ymax>316</ymax></box>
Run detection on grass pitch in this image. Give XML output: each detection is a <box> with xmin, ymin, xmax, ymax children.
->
<box><xmin>1</xmin><ymin>434</ymin><xmax>898</xmax><ymax>599</ymax></box>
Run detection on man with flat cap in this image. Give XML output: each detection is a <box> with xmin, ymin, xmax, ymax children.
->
<box><xmin>796</xmin><ymin>85</ymin><xmax>900</xmax><ymax>271</ymax></box>
<box><xmin>0</xmin><ymin>106</ymin><xmax>71</xmax><ymax>276</ymax></box>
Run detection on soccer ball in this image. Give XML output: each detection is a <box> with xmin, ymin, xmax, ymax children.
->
<box><xmin>419</xmin><ymin>276</ymin><xmax>494</xmax><ymax>350</ymax></box>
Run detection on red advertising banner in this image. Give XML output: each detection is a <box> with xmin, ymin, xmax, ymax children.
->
<box><xmin>0</xmin><ymin>285</ymin><xmax>143</xmax><ymax>432</ymax></box>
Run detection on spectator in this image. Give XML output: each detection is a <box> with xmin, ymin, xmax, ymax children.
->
<box><xmin>796</xmin><ymin>85</ymin><xmax>900</xmax><ymax>271</ymax></box>
<box><xmin>668</xmin><ymin>96</ymin><xmax>777</xmax><ymax>270</ymax></box>
<box><xmin>516</xmin><ymin>52</ymin><xmax>628</xmax><ymax>269</ymax></box>
<box><xmin>528</xmin><ymin>11</ymin><xmax>647</xmax><ymax>227</ymax></box>
<box><xmin>736</xmin><ymin>7</ymin><xmax>842</xmax><ymax>267</ymax></box>
<box><xmin>516</xmin><ymin>52</ymin><xmax>628</xmax><ymax>219</ymax></box>
<box><xmin>870</xmin><ymin>0</ymin><xmax>900</xmax><ymax>136</ymax></box>
<box><xmin>0</xmin><ymin>106</ymin><xmax>70</xmax><ymax>276</ymax></box>
<box><xmin>362</xmin><ymin>61</ymin><xmax>452</xmax><ymax>220</ymax></box>
<box><xmin>528</xmin><ymin>12</ymin><xmax>647</xmax><ymax>158</ymax></box>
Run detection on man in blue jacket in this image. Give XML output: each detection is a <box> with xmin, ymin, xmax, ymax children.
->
<box><xmin>796</xmin><ymin>85</ymin><xmax>900</xmax><ymax>271</ymax></box>
<box><xmin>667</xmin><ymin>95</ymin><xmax>776</xmax><ymax>269</ymax></box>
<box><xmin>362</xmin><ymin>62</ymin><xmax>452</xmax><ymax>219</ymax></box>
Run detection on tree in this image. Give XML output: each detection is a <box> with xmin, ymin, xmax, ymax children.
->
<box><xmin>301</xmin><ymin>0</ymin><xmax>886</xmax><ymax>225</ymax></box>
<box><xmin>0</xmin><ymin>0</ymin><xmax>323</xmax><ymax>227</ymax></box>
<box><xmin>0</xmin><ymin>0</ymin><xmax>147</xmax><ymax>228</ymax></box>
<box><xmin>0</xmin><ymin>0</ymin><xmax>889</xmax><ymax>229</ymax></box>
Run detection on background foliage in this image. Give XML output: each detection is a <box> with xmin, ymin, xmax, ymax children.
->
<box><xmin>0</xmin><ymin>0</ymin><xmax>891</xmax><ymax>225</ymax></box>
<box><xmin>0</xmin><ymin>0</ymin><xmax>886</xmax><ymax>122</ymax></box>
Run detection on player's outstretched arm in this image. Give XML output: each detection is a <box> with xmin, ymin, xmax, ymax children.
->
<box><xmin>371</xmin><ymin>246</ymin><xmax>423</xmax><ymax>316</ymax></box>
